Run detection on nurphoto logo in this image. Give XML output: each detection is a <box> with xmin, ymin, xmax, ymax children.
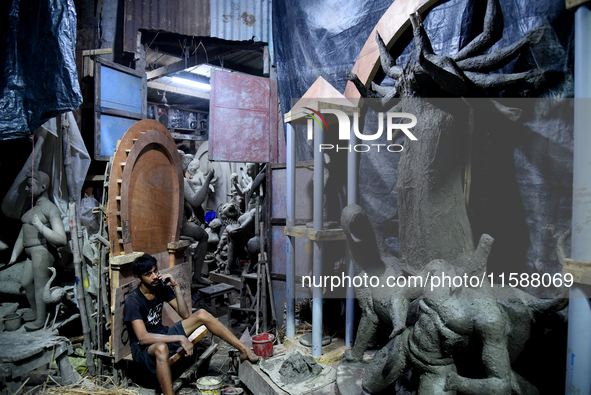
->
<box><xmin>305</xmin><ymin>107</ymin><xmax>418</xmax><ymax>153</ymax></box>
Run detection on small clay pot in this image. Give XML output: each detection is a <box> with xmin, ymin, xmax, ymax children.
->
<box><xmin>4</xmin><ymin>313</ymin><xmax>22</xmax><ymax>331</ymax></box>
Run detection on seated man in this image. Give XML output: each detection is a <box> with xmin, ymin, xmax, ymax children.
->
<box><xmin>124</xmin><ymin>254</ymin><xmax>259</xmax><ymax>395</ymax></box>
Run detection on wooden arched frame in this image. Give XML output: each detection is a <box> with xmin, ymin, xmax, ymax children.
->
<box><xmin>119</xmin><ymin>129</ymin><xmax>184</xmax><ymax>256</ymax></box>
<box><xmin>107</xmin><ymin>119</ymin><xmax>183</xmax><ymax>257</ymax></box>
<box><xmin>343</xmin><ymin>0</ymin><xmax>440</xmax><ymax>99</ymax></box>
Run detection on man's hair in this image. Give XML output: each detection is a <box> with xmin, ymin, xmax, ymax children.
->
<box><xmin>132</xmin><ymin>254</ymin><xmax>158</xmax><ymax>277</ymax></box>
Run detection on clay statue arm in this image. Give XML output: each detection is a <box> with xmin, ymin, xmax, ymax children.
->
<box><xmin>245</xmin><ymin>168</ymin><xmax>266</xmax><ymax>204</ymax></box>
<box><xmin>8</xmin><ymin>228</ymin><xmax>24</xmax><ymax>264</ymax></box>
<box><xmin>34</xmin><ymin>204</ymin><xmax>67</xmax><ymax>247</ymax></box>
<box><xmin>184</xmin><ymin>170</ymin><xmax>215</xmax><ymax>209</ymax></box>
<box><xmin>232</xmin><ymin>176</ymin><xmax>246</xmax><ymax>197</ymax></box>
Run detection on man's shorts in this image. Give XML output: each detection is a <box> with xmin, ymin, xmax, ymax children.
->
<box><xmin>130</xmin><ymin>321</ymin><xmax>187</xmax><ymax>374</ymax></box>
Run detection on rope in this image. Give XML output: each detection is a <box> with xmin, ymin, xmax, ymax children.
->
<box><xmin>31</xmin><ymin>133</ymin><xmax>35</xmax><ymax>214</ymax></box>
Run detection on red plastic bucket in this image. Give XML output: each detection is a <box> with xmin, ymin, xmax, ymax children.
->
<box><xmin>251</xmin><ymin>333</ymin><xmax>275</xmax><ymax>358</ymax></box>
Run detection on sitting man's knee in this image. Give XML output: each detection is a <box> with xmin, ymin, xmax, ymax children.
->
<box><xmin>154</xmin><ymin>342</ymin><xmax>169</xmax><ymax>357</ymax></box>
<box><xmin>193</xmin><ymin>308</ymin><xmax>211</xmax><ymax>319</ymax></box>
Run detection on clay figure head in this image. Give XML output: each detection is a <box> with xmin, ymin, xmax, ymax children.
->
<box><xmin>219</xmin><ymin>202</ymin><xmax>240</xmax><ymax>220</ymax></box>
<box><xmin>246</xmin><ymin>163</ymin><xmax>257</xmax><ymax>179</ymax></box>
<box><xmin>26</xmin><ymin>171</ymin><xmax>50</xmax><ymax>198</ymax></box>
<box><xmin>187</xmin><ymin>159</ymin><xmax>200</xmax><ymax>178</ymax></box>
<box><xmin>179</xmin><ymin>151</ymin><xmax>194</xmax><ymax>173</ymax></box>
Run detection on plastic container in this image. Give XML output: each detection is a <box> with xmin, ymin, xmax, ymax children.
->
<box><xmin>251</xmin><ymin>333</ymin><xmax>275</xmax><ymax>358</ymax></box>
<box><xmin>196</xmin><ymin>376</ymin><xmax>223</xmax><ymax>395</ymax></box>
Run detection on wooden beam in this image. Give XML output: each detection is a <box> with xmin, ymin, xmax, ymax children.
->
<box><xmin>147</xmin><ymin>80</ymin><xmax>210</xmax><ymax>100</ymax></box>
<box><xmin>284</xmin><ymin>225</ymin><xmax>346</xmax><ymax>241</ymax></box>
<box><xmin>168</xmin><ymin>325</ymin><xmax>209</xmax><ymax>366</ymax></box>
<box><xmin>343</xmin><ymin>0</ymin><xmax>440</xmax><ymax>99</ymax></box>
<box><xmin>109</xmin><ymin>252</ymin><xmax>144</xmax><ymax>270</ymax></box>
<box><xmin>82</xmin><ymin>48</ymin><xmax>113</xmax><ymax>56</ymax></box>
<box><xmin>564</xmin><ymin>258</ymin><xmax>591</xmax><ymax>285</ymax></box>
<box><xmin>169</xmin><ymin>132</ymin><xmax>208</xmax><ymax>141</ymax></box>
<box><xmin>146</xmin><ymin>49</ymin><xmax>240</xmax><ymax>80</ymax></box>
<box><xmin>566</xmin><ymin>0</ymin><xmax>590</xmax><ymax>9</ymax></box>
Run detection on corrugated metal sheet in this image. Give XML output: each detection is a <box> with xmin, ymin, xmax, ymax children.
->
<box><xmin>210</xmin><ymin>0</ymin><xmax>272</xmax><ymax>43</ymax></box>
<box><xmin>123</xmin><ymin>0</ymin><xmax>210</xmax><ymax>53</ymax></box>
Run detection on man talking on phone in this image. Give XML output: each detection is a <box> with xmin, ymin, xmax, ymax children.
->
<box><xmin>123</xmin><ymin>254</ymin><xmax>259</xmax><ymax>395</ymax></box>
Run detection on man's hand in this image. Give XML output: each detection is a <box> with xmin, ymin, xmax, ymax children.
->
<box><xmin>159</xmin><ymin>273</ymin><xmax>178</xmax><ymax>287</ymax></box>
<box><xmin>180</xmin><ymin>336</ymin><xmax>193</xmax><ymax>357</ymax></box>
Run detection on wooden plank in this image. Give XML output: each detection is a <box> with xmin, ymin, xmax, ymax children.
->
<box><xmin>98</xmin><ymin>107</ymin><xmax>144</xmax><ymax>120</ymax></box>
<box><xmin>566</xmin><ymin>0</ymin><xmax>590</xmax><ymax>9</ymax></box>
<box><xmin>167</xmin><ymin>240</ymin><xmax>192</xmax><ymax>252</ymax></box>
<box><xmin>563</xmin><ymin>258</ymin><xmax>591</xmax><ymax>286</ymax></box>
<box><xmin>110</xmin><ymin>252</ymin><xmax>144</xmax><ymax>269</ymax></box>
<box><xmin>146</xmin><ymin>49</ymin><xmax>237</xmax><ymax>81</ymax></box>
<box><xmin>343</xmin><ymin>0</ymin><xmax>440</xmax><ymax>99</ymax></box>
<box><xmin>285</xmin><ymin>77</ymin><xmax>358</xmax><ymax>122</ymax></box>
<box><xmin>83</xmin><ymin>48</ymin><xmax>113</xmax><ymax>56</ymax></box>
<box><xmin>284</xmin><ymin>225</ymin><xmax>346</xmax><ymax>241</ymax></box>
<box><xmin>169</xmin><ymin>132</ymin><xmax>208</xmax><ymax>141</ymax></box>
<box><xmin>239</xmin><ymin>357</ymin><xmax>289</xmax><ymax>395</ymax></box>
<box><xmin>85</xmin><ymin>174</ymin><xmax>105</xmax><ymax>182</ymax></box>
<box><xmin>168</xmin><ymin>325</ymin><xmax>209</xmax><ymax>366</ymax></box>
<box><xmin>172</xmin><ymin>342</ymin><xmax>218</xmax><ymax>392</ymax></box>
<box><xmin>198</xmin><ymin>283</ymin><xmax>236</xmax><ymax>296</ymax></box>
<box><xmin>209</xmin><ymin>271</ymin><xmax>242</xmax><ymax>289</ymax></box>
<box><xmin>147</xmin><ymin>80</ymin><xmax>210</xmax><ymax>100</ymax></box>
<box><xmin>97</xmin><ymin>57</ymin><xmax>145</xmax><ymax>78</ymax></box>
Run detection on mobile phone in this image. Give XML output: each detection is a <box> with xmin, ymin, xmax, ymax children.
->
<box><xmin>160</xmin><ymin>277</ymin><xmax>172</xmax><ymax>286</ymax></box>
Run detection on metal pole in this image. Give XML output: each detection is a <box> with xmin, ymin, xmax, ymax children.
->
<box><xmin>286</xmin><ymin>123</ymin><xmax>296</xmax><ymax>339</ymax></box>
<box><xmin>346</xmin><ymin>123</ymin><xmax>359</xmax><ymax>348</ymax></box>
<box><xmin>312</xmin><ymin>121</ymin><xmax>325</xmax><ymax>357</ymax></box>
<box><xmin>566</xmin><ymin>5</ymin><xmax>591</xmax><ymax>395</ymax></box>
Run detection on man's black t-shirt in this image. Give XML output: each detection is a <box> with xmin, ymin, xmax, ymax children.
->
<box><xmin>123</xmin><ymin>284</ymin><xmax>176</xmax><ymax>348</ymax></box>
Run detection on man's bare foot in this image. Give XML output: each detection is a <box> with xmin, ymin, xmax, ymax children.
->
<box><xmin>240</xmin><ymin>348</ymin><xmax>260</xmax><ymax>363</ymax></box>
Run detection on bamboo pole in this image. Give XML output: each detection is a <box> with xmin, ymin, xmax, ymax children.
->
<box><xmin>60</xmin><ymin>116</ymin><xmax>95</xmax><ymax>374</ymax></box>
<box><xmin>69</xmin><ymin>202</ymin><xmax>95</xmax><ymax>375</ymax></box>
<box><xmin>77</xmin><ymin>213</ymin><xmax>96</xmax><ymax>345</ymax></box>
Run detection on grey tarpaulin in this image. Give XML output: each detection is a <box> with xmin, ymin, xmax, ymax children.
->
<box><xmin>1</xmin><ymin>113</ymin><xmax>91</xmax><ymax>230</ymax></box>
<box><xmin>272</xmin><ymin>0</ymin><xmax>574</xmax><ymax>282</ymax></box>
<box><xmin>0</xmin><ymin>0</ymin><xmax>82</xmax><ymax>140</ymax></box>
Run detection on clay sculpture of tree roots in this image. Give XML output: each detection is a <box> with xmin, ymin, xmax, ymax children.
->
<box><xmin>342</xmin><ymin>0</ymin><xmax>566</xmax><ymax>393</ymax></box>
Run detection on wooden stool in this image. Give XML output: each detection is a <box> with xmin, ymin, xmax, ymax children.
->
<box><xmin>197</xmin><ymin>283</ymin><xmax>235</xmax><ymax>315</ymax></box>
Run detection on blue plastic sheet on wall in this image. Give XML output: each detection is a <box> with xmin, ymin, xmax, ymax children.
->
<box><xmin>0</xmin><ymin>0</ymin><xmax>82</xmax><ymax>140</ymax></box>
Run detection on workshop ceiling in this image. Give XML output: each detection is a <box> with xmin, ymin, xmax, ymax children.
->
<box><xmin>142</xmin><ymin>32</ymin><xmax>266</xmax><ymax>113</ymax></box>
